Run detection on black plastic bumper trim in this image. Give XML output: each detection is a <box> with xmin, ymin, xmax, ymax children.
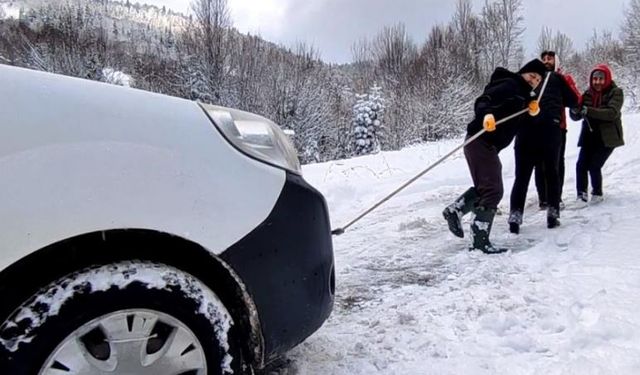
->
<box><xmin>220</xmin><ymin>172</ymin><xmax>334</xmax><ymax>361</ymax></box>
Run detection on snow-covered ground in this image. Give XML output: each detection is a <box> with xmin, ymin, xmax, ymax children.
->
<box><xmin>283</xmin><ymin>113</ymin><xmax>640</xmax><ymax>374</ymax></box>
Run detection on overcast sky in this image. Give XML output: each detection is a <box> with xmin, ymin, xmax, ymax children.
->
<box><xmin>144</xmin><ymin>0</ymin><xmax>628</xmax><ymax>63</ymax></box>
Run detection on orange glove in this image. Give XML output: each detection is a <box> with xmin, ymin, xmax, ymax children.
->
<box><xmin>528</xmin><ymin>100</ymin><xmax>540</xmax><ymax>116</ymax></box>
<box><xmin>483</xmin><ymin>114</ymin><xmax>496</xmax><ymax>132</ymax></box>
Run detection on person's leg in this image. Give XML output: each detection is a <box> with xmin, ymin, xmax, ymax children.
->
<box><xmin>509</xmin><ymin>146</ymin><xmax>536</xmax><ymax>234</ymax></box>
<box><xmin>588</xmin><ymin>146</ymin><xmax>614</xmax><ymax>198</ymax></box>
<box><xmin>463</xmin><ymin>138</ymin><xmax>506</xmax><ymax>253</ymax></box>
<box><xmin>543</xmin><ymin>139</ymin><xmax>562</xmax><ymax>228</ymax></box>
<box><xmin>444</xmin><ymin>138</ymin><xmax>488</xmax><ymax>238</ymax></box>
<box><xmin>534</xmin><ymin>160</ymin><xmax>547</xmax><ymax>209</ymax></box>
<box><xmin>464</xmin><ymin>138</ymin><xmax>503</xmax><ymax>210</ymax></box>
<box><xmin>558</xmin><ymin>129</ymin><xmax>567</xmax><ymax>206</ymax></box>
<box><xmin>576</xmin><ymin>146</ymin><xmax>591</xmax><ymax>202</ymax></box>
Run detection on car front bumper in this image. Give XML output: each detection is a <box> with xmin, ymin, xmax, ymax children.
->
<box><xmin>220</xmin><ymin>172</ymin><xmax>335</xmax><ymax>363</ymax></box>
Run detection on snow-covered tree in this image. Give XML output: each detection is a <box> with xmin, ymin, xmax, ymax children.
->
<box><xmin>480</xmin><ymin>0</ymin><xmax>524</xmax><ymax>73</ymax></box>
<box><xmin>423</xmin><ymin>74</ymin><xmax>476</xmax><ymax>141</ymax></box>
<box><xmin>353</xmin><ymin>84</ymin><xmax>385</xmax><ymax>155</ymax></box>
<box><xmin>537</xmin><ymin>27</ymin><xmax>574</xmax><ymax>61</ymax></box>
<box><xmin>581</xmin><ymin>30</ymin><xmax>624</xmax><ymax>79</ymax></box>
<box><xmin>185</xmin><ymin>0</ymin><xmax>231</xmax><ymax>103</ymax></box>
<box><xmin>451</xmin><ymin>0</ymin><xmax>483</xmax><ymax>84</ymax></box>
<box><xmin>622</xmin><ymin>0</ymin><xmax>640</xmax><ymax>68</ymax></box>
<box><xmin>620</xmin><ymin>0</ymin><xmax>640</xmax><ymax>111</ymax></box>
<box><xmin>372</xmin><ymin>23</ymin><xmax>417</xmax><ymax>77</ymax></box>
<box><xmin>284</xmin><ymin>73</ymin><xmax>333</xmax><ymax>163</ymax></box>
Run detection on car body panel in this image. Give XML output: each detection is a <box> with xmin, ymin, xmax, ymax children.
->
<box><xmin>0</xmin><ymin>65</ymin><xmax>286</xmax><ymax>271</ymax></box>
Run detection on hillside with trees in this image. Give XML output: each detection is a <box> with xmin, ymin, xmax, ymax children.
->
<box><xmin>0</xmin><ymin>0</ymin><xmax>638</xmax><ymax>163</ymax></box>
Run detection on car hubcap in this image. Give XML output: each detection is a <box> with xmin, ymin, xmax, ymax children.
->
<box><xmin>39</xmin><ymin>309</ymin><xmax>207</xmax><ymax>375</ymax></box>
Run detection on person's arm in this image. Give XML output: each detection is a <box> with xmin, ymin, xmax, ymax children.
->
<box><xmin>586</xmin><ymin>88</ymin><xmax>624</xmax><ymax>121</ymax></box>
<box><xmin>569</xmin><ymin>107</ymin><xmax>584</xmax><ymax>121</ymax></box>
<box><xmin>569</xmin><ymin>90</ymin><xmax>589</xmax><ymax>121</ymax></box>
<box><xmin>474</xmin><ymin>80</ymin><xmax>525</xmax><ymax>119</ymax></box>
<box><xmin>559</xmin><ymin>72</ymin><xmax>582</xmax><ymax>108</ymax></box>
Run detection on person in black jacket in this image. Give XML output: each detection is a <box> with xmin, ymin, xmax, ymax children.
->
<box><xmin>533</xmin><ymin>51</ymin><xmax>582</xmax><ymax>211</ymax></box>
<box><xmin>507</xmin><ymin>51</ymin><xmax>581</xmax><ymax>233</ymax></box>
<box><xmin>443</xmin><ymin>59</ymin><xmax>546</xmax><ymax>254</ymax></box>
<box><xmin>570</xmin><ymin>64</ymin><xmax>624</xmax><ymax>203</ymax></box>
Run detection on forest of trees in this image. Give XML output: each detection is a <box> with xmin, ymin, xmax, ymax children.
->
<box><xmin>0</xmin><ymin>0</ymin><xmax>639</xmax><ymax>164</ymax></box>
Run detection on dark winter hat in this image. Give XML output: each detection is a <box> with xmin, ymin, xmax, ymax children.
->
<box><xmin>518</xmin><ymin>59</ymin><xmax>547</xmax><ymax>77</ymax></box>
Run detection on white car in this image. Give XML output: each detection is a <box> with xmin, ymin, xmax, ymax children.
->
<box><xmin>0</xmin><ymin>65</ymin><xmax>335</xmax><ymax>374</ymax></box>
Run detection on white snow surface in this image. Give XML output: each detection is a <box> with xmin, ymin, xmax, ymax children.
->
<box><xmin>285</xmin><ymin>113</ymin><xmax>640</xmax><ymax>374</ymax></box>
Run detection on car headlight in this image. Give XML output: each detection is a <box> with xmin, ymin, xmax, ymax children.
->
<box><xmin>200</xmin><ymin>103</ymin><xmax>301</xmax><ymax>174</ymax></box>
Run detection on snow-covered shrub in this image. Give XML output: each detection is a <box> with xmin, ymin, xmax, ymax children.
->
<box><xmin>101</xmin><ymin>68</ymin><xmax>133</xmax><ymax>87</ymax></box>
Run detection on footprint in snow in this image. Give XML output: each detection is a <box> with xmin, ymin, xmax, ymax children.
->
<box><xmin>593</xmin><ymin>213</ymin><xmax>613</xmax><ymax>232</ymax></box>
<box><xmin>397</xmin><ymin>217</ymin><xmax>429</xmax><ymax>231</ymax></box>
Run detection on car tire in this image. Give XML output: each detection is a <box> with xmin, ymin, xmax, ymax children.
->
<box><xmin>0</xmin><ymin>261</ymin><xmax>245</xmax><ymax>375</ymax></box>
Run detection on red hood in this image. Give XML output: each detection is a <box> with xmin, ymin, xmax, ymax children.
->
<box><xmin>590</xmin><ymin>64</ymin><xmax>613</xmax><ymax>90</ymax></box>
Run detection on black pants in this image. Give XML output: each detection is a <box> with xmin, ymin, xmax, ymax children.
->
<box><xmin>464</xmin><ymin>137</ymin><xmax>503</xmax><ymax>209</ymax></box>
<box><xmin>576</xmin><ymin>144</ymin><xmax>614</xmax><ymax>196</ymax></box>
<box><xmin>534</xmin><ymin>160</ymin><xmax>546</xmax><ymax>204</ymax></box>
<box><xmin>511</xmin><ymin>141</ymin><xmax>562</xmax><ymax>213</ymax></box>
<box><xmin>535</xmin><ymin>128</ymin><xmax>567</xmax><ymax>203</ymax></box>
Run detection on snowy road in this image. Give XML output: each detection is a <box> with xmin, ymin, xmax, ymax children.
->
<box><xmin>280</xmin><ymin>114</ymin><xmax>640</xmax><ymax>374</ymax></box>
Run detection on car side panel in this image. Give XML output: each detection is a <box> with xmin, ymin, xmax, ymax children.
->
<box><xmin>0</xmin><ymin>65</ymin><xmax>286</xmax><ymax>271</ymax></box>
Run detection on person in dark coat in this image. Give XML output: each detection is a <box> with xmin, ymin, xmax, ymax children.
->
<box><xmin>507</xmin><ymin>51</ymin><xmax>581</xmax><ymax>233</ymax></box>
<box><xmin>443</xmin><ymin>59</ymin><xmax>546</xmax><ymax>254</ymax></box>
<box><xmin>533</xmin><ymin>51</ymin><xmax>582</xmax><ymax>211</ymax></box>
<box><xmin>570</xmin><ymin>64</ymin><xmax>624</xmax><ymax>203</ymax></box>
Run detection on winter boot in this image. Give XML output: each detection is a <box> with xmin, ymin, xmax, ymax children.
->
<box><xmin>470</xmin><ymin>206</ymin><xmax>507</xmax><ymax>254</ymax></box>
<box><xmin>547</xmin><ymin>207</ymin><xmax>560</xmax><ymax>229</ymax></box>
<box><xmin>576</xmin><ymin>192</ymin><xmax>588</xmax><ymax>208</ymax></box>
<box><xmin>577</xmin><ymin>191</ymin><xmax>588</xmax><ymax>202</ymax></box>
<box><xmin>508</xmin><ymin>210</ymin><xmax>523</xmax><ymax>234</ymax></box>
<box><xmin>443</xmin><ymin>187</ymin><xmax>478</xmax><ymax>238</ymax></box>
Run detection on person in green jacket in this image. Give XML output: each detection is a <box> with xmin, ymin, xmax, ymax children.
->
<box><xmin>570</xmin><ymin>64</ymin><xmax>624</xmax><ymax>203</ymax></box>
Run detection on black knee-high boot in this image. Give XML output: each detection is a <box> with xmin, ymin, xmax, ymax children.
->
<box><xmin>443</xmin><ymin>187</ymin><xmax>478</xmax><ymax>238</ymax></box>
<box><xmin>470</xmin><ymin>206</ymin><xmax>507</xmax><ymax>254</ymax></box>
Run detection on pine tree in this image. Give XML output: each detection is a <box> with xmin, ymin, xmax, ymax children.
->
<box><xmin>353</xmin><ymin>84</ymin><xmax>385</xmax><ymax>155</ymax></box>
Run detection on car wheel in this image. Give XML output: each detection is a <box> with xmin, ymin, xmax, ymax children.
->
<box><xmin>0</xmin><ymin>261</ymin><xmax>243</xmax><ymax>375</ymax></box>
